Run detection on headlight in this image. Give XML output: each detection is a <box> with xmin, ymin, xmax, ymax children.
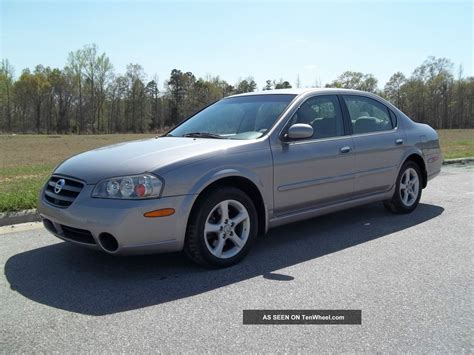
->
<box><xmin>92</xmin><ymin>174</ymin><xmax>163</xmax><ymax>199</ymax></box>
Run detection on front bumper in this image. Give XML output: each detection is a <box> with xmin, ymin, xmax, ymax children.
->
<box><xmin>38</xmin><ymin>184</ymin><xmax>196</xmax><ymax>255</ymax></box>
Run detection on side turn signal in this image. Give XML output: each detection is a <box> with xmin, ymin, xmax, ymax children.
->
<box><xmin>143</xmin><ymin>208</ymin><xmax>175</xmax><ymax>218</ymax></box>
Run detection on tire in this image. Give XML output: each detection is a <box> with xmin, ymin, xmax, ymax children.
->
<box><xmin>384</xmin><ymin>161</ymin><xmax>422</xmax><ymax>214</ymax></box>
<box><xmin>184</xmin><ymin>187</ymin><xmax>258</xmax><ymax>268</ymax></box>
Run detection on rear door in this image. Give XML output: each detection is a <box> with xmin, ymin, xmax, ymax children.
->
<box><xmin>271</xmin><ymin>95</ymin><xmax>355</xmax><ymax>215</ymax></box>
<box><xmin>340</xmin><ymin>95</ymin><xmax>404</xmax><ymax>197</ymax></box>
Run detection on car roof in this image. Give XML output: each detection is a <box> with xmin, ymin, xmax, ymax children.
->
<box><xmin>227</xmin><ymin>87</ymin><xmax>372</xmax><ymax>98</ymax></box>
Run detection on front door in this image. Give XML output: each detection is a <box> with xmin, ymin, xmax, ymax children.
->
<box><xmin>271</xmin><ymin>95</ymin><xmax>355</xmax><ymax>216</ymax></box>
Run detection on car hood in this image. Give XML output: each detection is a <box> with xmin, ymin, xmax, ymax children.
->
<box><xmin>54</xmin><ymin>137</ymin><xmax>252</xmax><ymax>184</ymax></box>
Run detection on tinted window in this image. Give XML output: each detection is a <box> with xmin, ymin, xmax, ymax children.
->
<box><xmin>292</xmin><ymin>95</ymin><xmax>344</xmax><ymax>139</ymax></box>
<box><xmin>343</xmin><ymin>95</ymin><xmax>394</xmax><ymax>134</ymax></box>
<box><xmin>169</xmin><ymin>94</ymin><xmax>296</xmax><ymax>140</ymax></box>
<box><xmin>389</xmin><ymin>109</ymin><xmax>398</xmax><ymax>127</ymax></box>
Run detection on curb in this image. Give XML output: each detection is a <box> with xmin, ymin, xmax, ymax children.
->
<box><xmin>442</xmin><ymin>157</ymin><xmax>474</xmax><ymax>165</ymax></box>
<box><xmin>0</xmin><ymin>209</ymin><xmax>40</xmax><ymax>227</ymax></box>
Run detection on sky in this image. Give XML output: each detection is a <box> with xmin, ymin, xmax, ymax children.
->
<box><xmin>1</xmin><ymin>0</ymin><xmax>473</xmax><ymax>89</ymax></box>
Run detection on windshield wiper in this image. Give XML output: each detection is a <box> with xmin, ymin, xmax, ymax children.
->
<box><xmin>182</xmin><ymin>132</ymin><xmax>225</xmax><ymax>139</ymax></box>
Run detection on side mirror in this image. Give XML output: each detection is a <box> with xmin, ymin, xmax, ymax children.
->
<box><xmin>286</xmin><ymin>123</ymin><xmax>313</xmax><ymax>140</ymax></box>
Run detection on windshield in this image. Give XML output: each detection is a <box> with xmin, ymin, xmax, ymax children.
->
<box><xmin>168</xmin><ymin>94</ymin><xmax>296</xmax><ymax>139</ymax></box>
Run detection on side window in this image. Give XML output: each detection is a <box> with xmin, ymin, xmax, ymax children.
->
<box><xmin>343</xmin><ymin>95</ymin><xmax>394</xmax><ymax>134</ymax></box>
<box><xmin>293</xmin><ymin>95</ymin><xmax>344</xmax><ymax>139</ymax></box>
<box><xmin>389</xmin><ymin>110</ymin><xmax>398</xmax><ymax>128</ymax></box>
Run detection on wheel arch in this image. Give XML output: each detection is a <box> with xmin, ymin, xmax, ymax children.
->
<box><xmin>402</xmin><ymin>153</ymin><xmax>428</xmax><ymax>188</ymax></box>
<box><xmin>187</xmin><ymin>175</ymin><xmax>268</xmax><ymax>237</ymax></box>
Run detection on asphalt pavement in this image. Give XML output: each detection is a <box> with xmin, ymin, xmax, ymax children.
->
<box><xmin>1</xmin><ymin>164</ymin><xmax>473</xmax><ymax>353</ymax></box>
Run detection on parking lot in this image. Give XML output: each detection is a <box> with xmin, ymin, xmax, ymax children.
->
<box><xmin>1</xmin><ymin>165</ymin><xmax>472</xmax><ymax>353</ymax></box>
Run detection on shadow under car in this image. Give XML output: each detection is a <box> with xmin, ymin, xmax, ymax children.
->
<box><xmin>5</xmin><ymin>202</ymin><xmax>444</xmax><ymax>316</ymax></box>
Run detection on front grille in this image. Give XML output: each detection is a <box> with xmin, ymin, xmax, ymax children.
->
<box><xmin>44</xmin><ymin>176</ymin><xmax>84</xmax><ymax>208</ymax></box>
<box><xmin>60</xmin><ymin>224</ymin><xmax>96</xmax><ymax>244</ymax></box>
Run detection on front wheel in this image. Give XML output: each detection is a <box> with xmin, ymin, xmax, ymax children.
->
<box><xmin>384</xmin><ymin>161</ymin><xmax>422</xmax><ymax>214</ymax></box>
<box><xmin>184</xmin><ymin>187</ymin><xmax>258</xmax><ymax>267</ymax></box>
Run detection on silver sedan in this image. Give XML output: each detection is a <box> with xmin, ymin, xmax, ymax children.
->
<box><xmin>38</xmin><ymin>88</ymin><xmax>442</xmax><ymax>267</ymax></box>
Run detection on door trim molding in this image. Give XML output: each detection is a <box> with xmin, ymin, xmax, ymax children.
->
<box><xmin>278</xmin><ymin>173</ymin><xmax>355</xmax><ymax>192</ymax></box>
<box><xmin>355</xmin><ymin>165</ymin><xmax>397</xmax><ymax>179</ymax></box>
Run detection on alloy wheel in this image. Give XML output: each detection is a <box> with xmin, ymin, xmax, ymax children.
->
<box><xmin>399</xmin><ymin>167</ymin><xmax>420</xmax><ymax>207</ymax></box>
<box><xmin>204</xmin><ymin>199</ymin><xmax>250</xmax><ymax>259</ymax></box>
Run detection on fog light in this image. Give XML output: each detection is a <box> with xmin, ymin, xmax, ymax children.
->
<box><xmin>99</xmin><ymin>233</ymin><xmax>119</xmax><ymax>252</ymax></box>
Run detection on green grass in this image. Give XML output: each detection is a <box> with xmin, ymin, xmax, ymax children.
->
<box><xmin>0</xmin><ymin>164</ymin><xmax>53</xmax><ymax>212</ymax></box>
<box><xmin>0</xmin><ymin>134</ymin><xmax>154</xmax><ymax>212</ymax></box>
<box><xmin>0</xmin><ymin>173</ymin><xmax>49</xmax><ymax>212</ymax></box>
<box><xmin>438</xmin><ymin>130</ymin><xmax>474</xmax><ymax>159</ymax></box>
<box><xmin>0</xmin><ymin>130</ymin><xmax>473</xmax><ymax>212</ymax></box>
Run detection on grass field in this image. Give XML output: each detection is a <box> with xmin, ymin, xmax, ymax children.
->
<box><xmin>437</xmin><ymin>129</ymin><xmax>474</xmax><ymax>159</ymax></box>
<box><xmin>1</xmin><ymin>129</ymin><xmax>473</xmax><ymax>212</ymax></box>
<box><xmin>0</xmin><ymin>134</ymin><xmax>155</xmax><ymax>212</ymax></box>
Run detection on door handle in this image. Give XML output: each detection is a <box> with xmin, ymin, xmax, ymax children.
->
<box><xmin>395</xmin><ymin>138</ymin><xmax>404</xmax><ymax>145</ymax></box>
<box><xmin>340</xmin><ymin>146</ymin><xmax>352</xmax><ymax>154</ymax></box>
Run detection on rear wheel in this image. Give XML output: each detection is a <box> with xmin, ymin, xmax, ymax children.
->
<box><xmin>184</xmin><ymin>187</ymin><xmax>258</xmax><ymax>267</ymax></box>
<box><xmin>384</xmin><ymin>161</ymin><xmax>422</xmax><ymax>214</ymax></box>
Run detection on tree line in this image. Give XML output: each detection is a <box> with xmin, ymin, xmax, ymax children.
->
<box><xmin>0</xmin><ymin>44</ymin><xmax>472</xmax><ymax>134</ymax></box>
